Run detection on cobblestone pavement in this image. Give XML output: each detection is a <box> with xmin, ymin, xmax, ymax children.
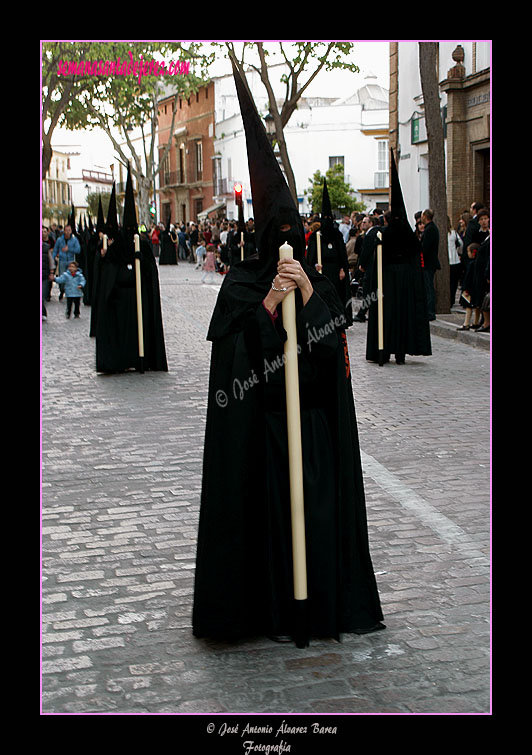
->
<box><xmin>41</xmin><ymin>262</ymin><xmax>491</xmax><ymax>719</ymax></box>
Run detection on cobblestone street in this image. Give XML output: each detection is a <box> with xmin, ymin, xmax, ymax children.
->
<box><xmin>41</xmin><ymin>262</ymin><xmax>491</xmax><ymax>719</ymax></box>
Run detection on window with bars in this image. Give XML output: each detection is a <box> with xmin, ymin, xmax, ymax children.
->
<box><xmin>328</xmin><ymin>156</ymin><xmax>344</xmax><ymax>169</ymax></box>
<box><xmin>195</xmin><ymin>141</ymin><xmax>203</xmax><ymax>181</ymax></box>
<box><xmin>375</xmin><ymin>140</ymin><xmax>389</xmax><ymax>188</ymax></box>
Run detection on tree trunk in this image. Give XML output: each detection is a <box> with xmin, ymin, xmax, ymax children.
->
<box><xmin>137</xmin><ymin>174</ymin><xmax>152</xmax><ymax>226</ymax></box>
<box><xmin>42</xmin><ymin>133</ymin><xmax>53</xmax><ymax>178</ymax></box>
<box><xmin>418</xmin><ymin>42</ymin><xmax>450</xmax><ymax>315</ymax></box>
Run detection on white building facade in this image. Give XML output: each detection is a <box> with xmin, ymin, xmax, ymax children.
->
<box><xmin>391</xmin><ymin>41</ymin><xmax>491</xmax><ymax>225</ymax></box>
<box><xmin>211</xmin><ymin>65</ymin><xmax>390</xmax><ymax>221</ymax></box>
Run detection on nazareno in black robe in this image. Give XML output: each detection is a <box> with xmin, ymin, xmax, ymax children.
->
<box><xmin>93</xmin><ymin>233</ymin><xmax>168</xmax><ymax>373</ymax></box>
<box><xmin>365</xmin><ymin>218</ymin><xmax>432</xmax><ymax>363</ymax></box>
<box><xmin>159</xmin><ymin>227</ymin><xmax>178</xmax><ymax>265</ymax></box>
<box><xmin>306</xmin><ymin>222</ymin><xmax>353</xmax><ymax>327</ymax></box>
<box><xmin>192</xmin><ymin>243</ymin><xmax>385</xmax><ymax>642</ymax></box>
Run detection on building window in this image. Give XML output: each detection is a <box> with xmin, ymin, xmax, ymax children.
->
<box><xmin>195</xmin><ymin>141</ymin><xmax>203</xmax><ymax>181</ymax></box>
<box><xmin>162</xmin><ymin>153</ymin><xmax>171</xmax><ymax>185</ymax></box>
<box><xmin>374</xmin><ymin>140</ymin><xmax>389</xmax><ymax>189</ymax></box>
<box><xmin>212</xmin><ymin>156</ymin><xmax>222</xmax><ymax>196</ymax></box>
<box><xmin>329</xmin><ymin>156</ymin><xmax>344</xmax><ymax>170</ymax></box>
<box><xmin>179</xmin><ymin>144</ymin><xmax>186</xmax><ymax>184</ymax></box>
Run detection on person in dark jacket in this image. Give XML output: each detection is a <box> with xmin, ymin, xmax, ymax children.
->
<box><xmin>42</xmin><ymin>227</ymin><xmax>54</xmax><ymax>319</ymax></box>
<box><xmin>420</xmin><ymin>209</ymin><xmax>440</xmax><ymax>321</ymax></box>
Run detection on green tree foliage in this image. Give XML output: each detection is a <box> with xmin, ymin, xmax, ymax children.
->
<box><xmin>42</xmin><ymin>41</ymin><xmax>213</xmax><ymax>222</ymax></box>
<box><xmin>305</xmin><ymin>163</ymin><xmax>366</xmax><ymax>217</ymax></box>
<box><xmin>86</xmin><ymin>191</ymin><xmax>119</xmax><ymax>222</ymax></box>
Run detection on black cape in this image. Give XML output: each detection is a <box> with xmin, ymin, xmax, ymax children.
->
<box><xmin>192</xmin><ymin>253</ymin><xmax>384</xmax><ymax>641</ymax></box>
<box><xmin>93</xmin><ymin>234</ymin><xmax>168</xmax><ymax>373</ymax></box>
<box><xmin>365</xmin><ymin>219</ymin><xmax>432</xmax><ymax>362</ymax></box>
<box><xmin>159</xmin><ymin>227</ymin><xmax>178</xmax><ymax>265</ymax></box>
<box><xmin>306</xmin><ymin>224</ymin><xmax>353</xmax><ymax>327</ymax></box>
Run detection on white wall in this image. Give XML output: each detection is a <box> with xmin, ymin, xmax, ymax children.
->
<box><xmin>213</xmin><ymin>69</ymin><xmax>389</xmax><ymax>219</ymax></box>
<box><xmin>396</xmin><ymin>41</ymin><xmax>491</xmax><ymax>224</ymax></box>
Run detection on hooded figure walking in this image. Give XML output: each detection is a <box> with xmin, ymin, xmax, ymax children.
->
<box><xmin>93</xmin><ymin>167</ymin><xmax>168</xmax><ymax>374</ymax></box>
<box><xmin>365</xmin><ymin>152</ymin><xmax>432</xmax><ymax>365</ymax></box>
<box><xmin>306</xmin><ymin>178</ymin><xmax>353</xmax><ymax>327</ymax></box>
<box><xmin>192</xmin><ymin>60</ymin><xmax>385</xmax><ymax>646</ymax></box>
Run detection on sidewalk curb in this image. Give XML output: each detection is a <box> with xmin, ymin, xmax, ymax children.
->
<box><xmin>430</xmin><ymin>318</ymin><xmax>490</xmax><ymax>351</ymax></box>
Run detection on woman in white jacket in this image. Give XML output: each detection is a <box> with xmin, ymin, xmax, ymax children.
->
<box><xmin>448</xmin><ymin>217</ymin><xmax>464</xmax><ymax>308</ymax></box>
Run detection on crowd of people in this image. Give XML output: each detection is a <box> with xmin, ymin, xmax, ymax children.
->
<box><xmin>43</xmin><ymin>197</ymin><xmax>490</xmax><ymax>336</ymax></box>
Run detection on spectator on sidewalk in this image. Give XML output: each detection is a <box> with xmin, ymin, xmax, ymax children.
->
<box><xmin>42</xmin><ymin>227</ymin><xmax>54</xmax><ymax>319</ymax></box>
<box><xmin>420</xmin><ymin>209</ymin><xmax>440</xmax><ymax>321</ymax></box>
<box><xmin>457</xmin><ymin>242</ymin><xmax>480</xmax><ymax>330</ymax></box>
<box><xmin>447</xmin><ymin>217</ymin><xmax>464</xmax><ymax>308</ymax></box>
<box><xmin>53</xmin><ymin>224</ymin><xmax>81</xmax><ymax>300</ymax></box>
<box><xmin>470</xmin><ymin>210</ymin><xmax>490</xmax><ymax>331</ymax></box>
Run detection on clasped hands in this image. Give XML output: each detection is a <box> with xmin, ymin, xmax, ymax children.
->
<box><xmin>263</xmin><ymin>258</ymin><xmax>313</xmax><ymax>314</ymax></box>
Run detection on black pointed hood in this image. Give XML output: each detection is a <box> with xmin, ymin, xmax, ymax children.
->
<box><xmin>96</xmin><ymin>196</ymin><xmax>105</xmax><ymax>233</ymax></box>
<box><xmin>87</xmin><ymin>213</ymin><xmax>94</xmax><ymax>235</ymax></box>
<box><xmin>320</xmin><ymin>177</ymin><xmax>335</xmax><ymax>237</ymax></box>
<box><xmin>390</xmin><ymin>149</ymin><xmax>410</xmax><ymax>226</ymax></box>
<box><xmin>122</xmin><ymin>162</ymin><xmax>138</xmax><ymax>247</ymax></box>
<box><xmin>321</xmin><ymin>177</ymin><xmax>333</xmax><ymax>219</ymax></box>
<box><xmin>105</xmin><ymin>182</ymin><xmax>119</xmax><ymax>238</ymax></box>
<box><xmin>382</xmin><ymin>149</ymin><xmax>421</xmax><ymax>260</ymax></box>
<box><xmin>231</xmin><ymin>57</ymin><xmax>305</xmax><ymax>266</ymax></box>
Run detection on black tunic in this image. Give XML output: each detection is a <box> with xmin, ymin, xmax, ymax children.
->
<box><xmin>365</xmin><ymin>219</ymin><xmax>432</xmax><ymax>362</ymax></box>
<box><xmin>93</xmin><ymin>236</ymin><xmax>168</xmax><ymax>373</ymax></box>
<box><xmin>159</xmin><ymin>229</ymin><xmax>178</xmax><ymax>265</ymax></box>
<box><xmin>192</xmin><ymin>255</ymin><xmax>384</xmax><ymax>641</ymax></box>
<box><xmin>306</xmin><ymin>226</ymin><xmax>353</xmax><ymax>327</ymax></box>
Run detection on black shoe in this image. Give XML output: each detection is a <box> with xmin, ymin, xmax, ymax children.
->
<box><xmin>268</xmin><ymin>635</ymin><xmax>293</xmax><ymax>643</ymax></box>
<box><xmin>395</xmin><ymin>357</ymin><xmax>405</xmax><ymax>365</ymax></box>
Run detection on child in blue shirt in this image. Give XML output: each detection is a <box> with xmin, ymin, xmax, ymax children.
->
<box><xmin>54</xmin><ymin>261</ymin><xmax>86</xmax><ymax>318</ymax></box>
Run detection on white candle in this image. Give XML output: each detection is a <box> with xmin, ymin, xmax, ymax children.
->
<box><xmin>376</xmin><ymin>231</ymin><xmax>384</xmax><ymax>354</ymax></box>
<box><xmin>278</xmin><ymin>240</ymin><xmax>307</xmax><ymax>601</ymax></box>
<box><xmin>133</xmin><ymin>233</ymin><xmax>144</xmax><ymax>361</ymax></box>
<box><xmin>279</xmin><ymin>240</ymin><xmax>293</xmax><ymax>261</ymax></box>
<box><xmin>316</xmin><ymin>230</ymin><xmax>322</xmax><ymax>272</ymax></box>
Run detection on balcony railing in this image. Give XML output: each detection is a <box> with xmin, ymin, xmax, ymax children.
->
<box><xmin>82</xmin><ymin>169</ymin><xmax>113</xmax><ymax>184</ymax></box>
<box><xmin>160</xmin><ymin>170</ymin><xmax>185</xmax><ymax>187</ymax></box>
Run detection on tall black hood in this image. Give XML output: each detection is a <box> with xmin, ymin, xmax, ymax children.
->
<box><xmin>390</xmin><ymin>149</ymin><xmax>410</xmax><ymax>226</ymax></box>
<box><xmin>320</xmin><ymin>177</ymin><xmax>335</xmax><ymax>237</ymax></box>
<box><xmin>122</xmin><ymin>162</ymin><xmax>138</xmax><ymax>251</ymax></box>
<box><xmin>105</xmin><ymin>182</ymin><xmax>119</xmax><ymax>239</ymax></box>
<box><xmin>231</xmin><ymin>57</ymin><xmax>305</xmax><ymax>268</ymax></box>
<box><xmin>96</xmin><ymin>196</ymin><xmax>105</xmax><ymax>233</ymax></box>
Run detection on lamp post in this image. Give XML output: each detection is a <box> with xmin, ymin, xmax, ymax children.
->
<box><xmin>264</xmin><ymin>112</ymin><xmax>275</xmax><ymax>145</ymax></box>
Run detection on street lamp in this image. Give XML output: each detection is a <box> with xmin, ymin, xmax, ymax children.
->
<box><xmin>264</xmin><ymin>112</ymin><xmax>275</xmax><ymax>144</ymax></box>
